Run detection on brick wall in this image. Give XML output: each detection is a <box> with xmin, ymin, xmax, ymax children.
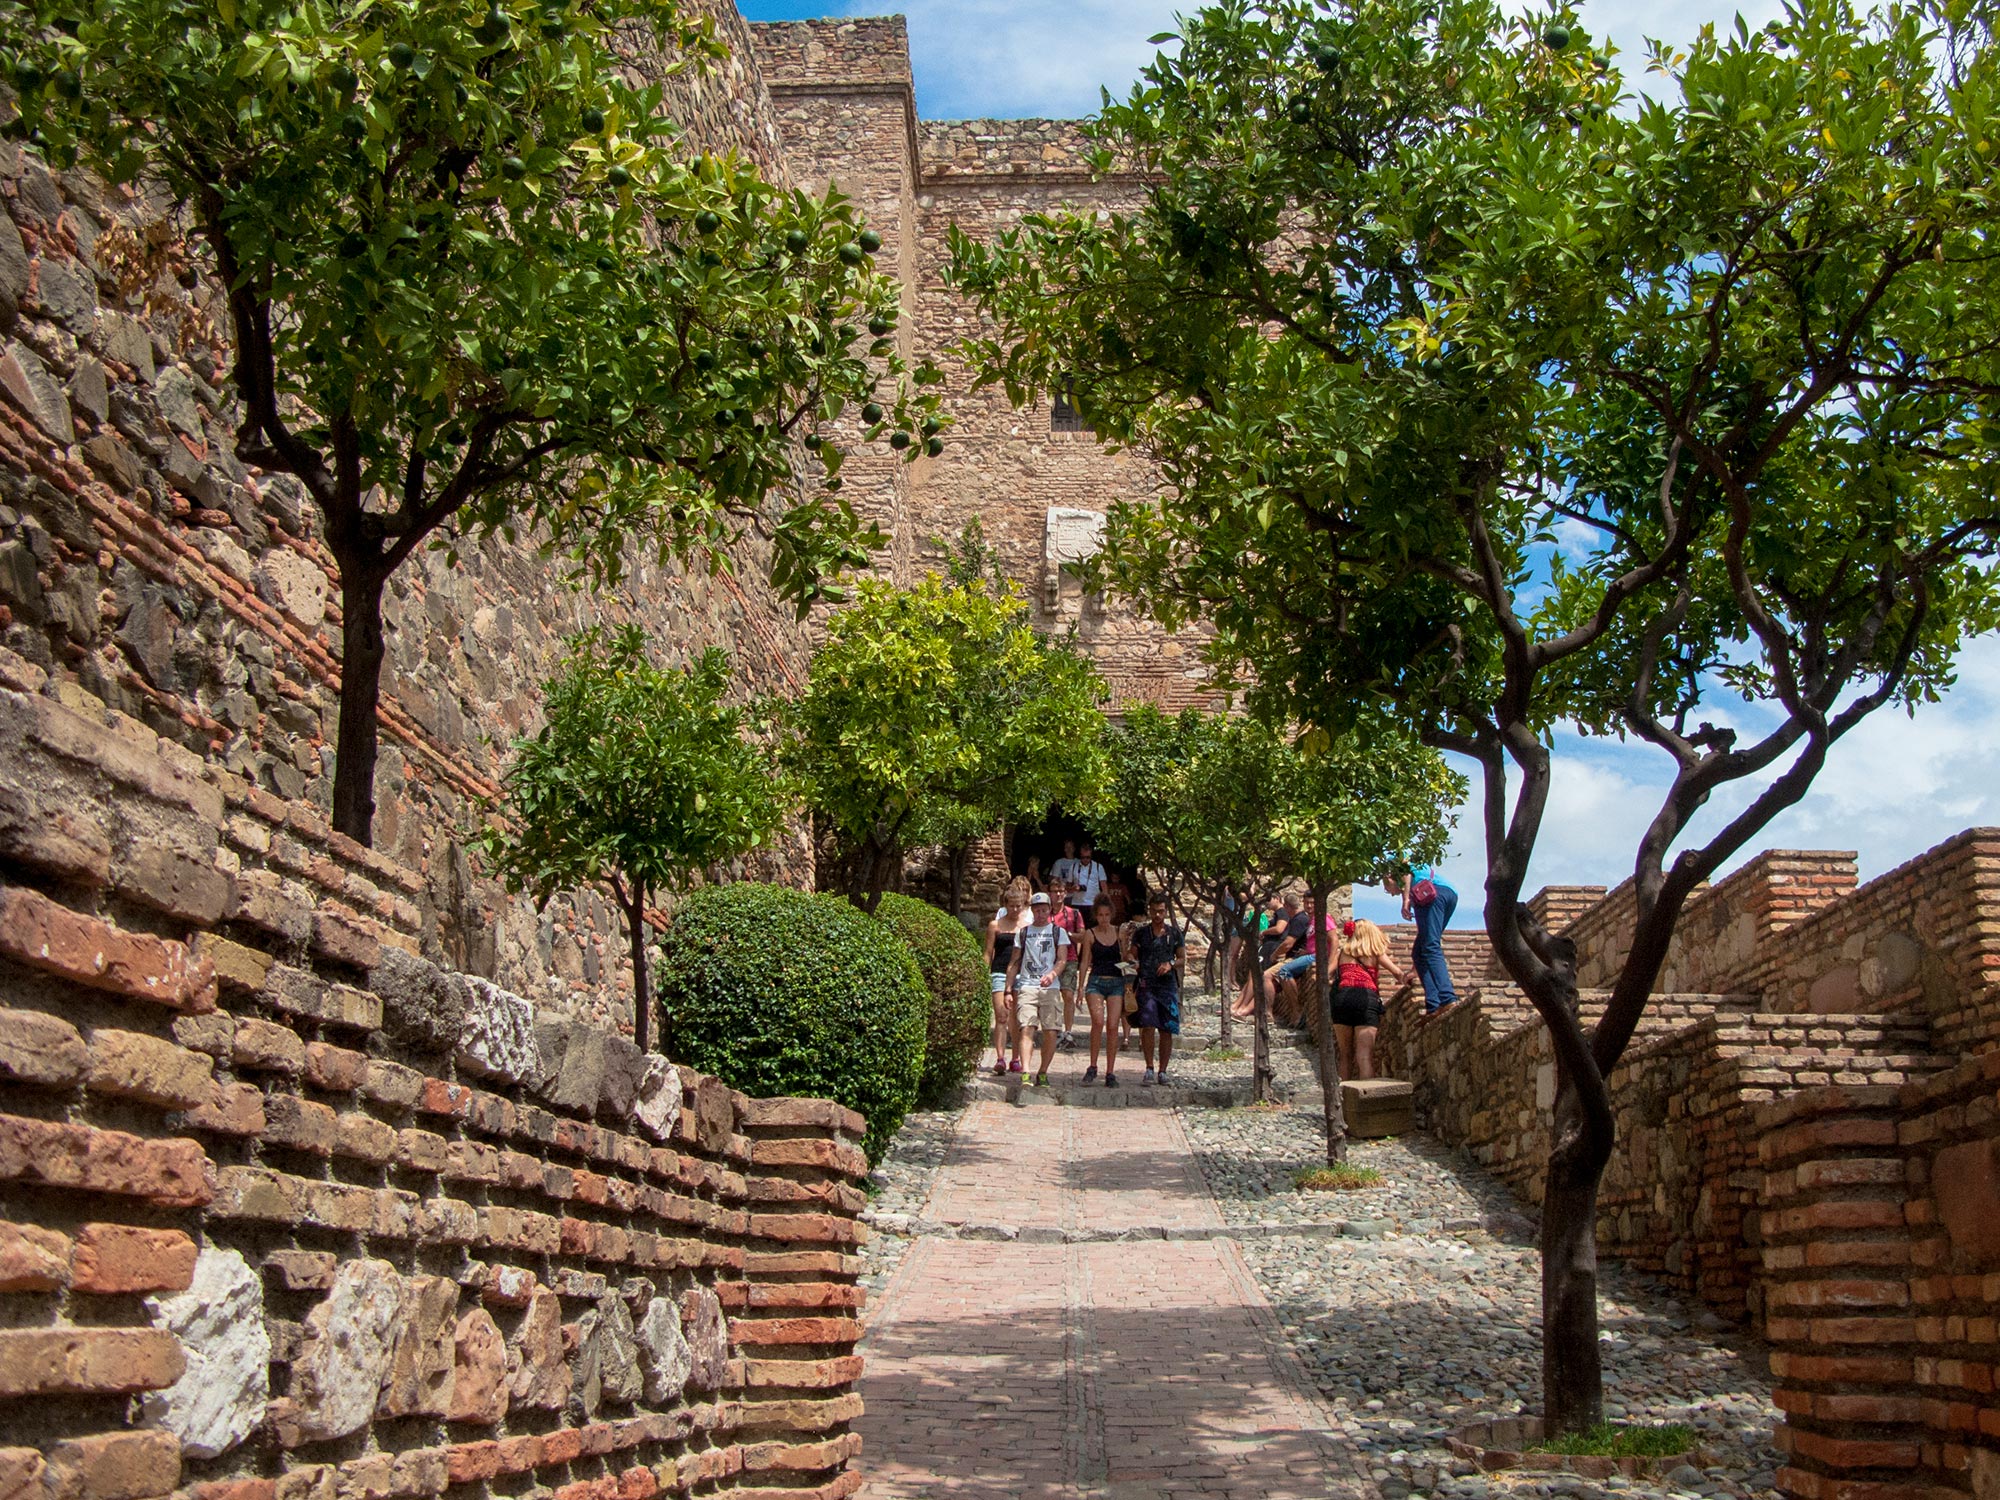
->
<box><xmin>0</xmin><ymin>661</ymin><xmax>869</xmax><ymax>1500</ymax></box>
<box><xmin>1759</xmin><ymin>1057</ymin><xmax>2000</xmax><ymax>1500</ymax></box>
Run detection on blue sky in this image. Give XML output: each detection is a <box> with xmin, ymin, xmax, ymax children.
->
<box><xmin>733</xmin><ymin>0</ymin><xmax>2000</xmax><ymax>928</ymax></box>
<box><xmin>735</xmin><ymin>0</ymin><xmax>1797</xmax><ymax>118</ymax></box>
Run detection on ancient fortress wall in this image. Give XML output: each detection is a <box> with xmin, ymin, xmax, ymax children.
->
<box><xmin>0</xmin><ymin>7</ymin><xmax>822</xmax><ymax>1036</ymax></box>
<box><xmin>0</xmin><ymin>651</ymin><xmax>869</xmax><ymax>1500</ymax></box>
<box><xmin>1372</xmin><ymin>831</ymin><xmax>2000</xmax><ymax>1500</ymax></box>
<box><xmin>749</xmin><ymin>20</ymin><xmax>1223</xmax><ymax>717</ymax></box>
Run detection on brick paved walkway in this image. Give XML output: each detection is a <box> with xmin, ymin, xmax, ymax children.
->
<box><xmin>856</xmin><ymin>1096</ymin><xmax>1366</xmax><ymax>1498</ymax></box>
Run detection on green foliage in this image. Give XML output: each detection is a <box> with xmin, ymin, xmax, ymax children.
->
<box><xmin>474</xmin><ymin>627</ymin><xmax>787</xmax><ymax>908</ymax></box>
<box><xmin>786</xmin><ymin>576</ymin><xmax>1110</xmax><ymax>909</ymax></box>
<box><xmin>1293</xmin><ymin>1164</ymin><xmax>1384</xmax><ymax>1191</ymax></box>
<box><xmin>1096</xmin><ymin>705</ymin><xmax>1461</xmax><ymax>905</ymax></box>
<box><xmin>655</xmin><ymin>883</ymin><xmax>927</xmax><ymax>1161</ymax></box>
<box><xmin>950</xmin><ymin>0</ymin><xmax>2000</xmax><ymax>909</ymax></box>
<box><xmin>469</xmin><ymin>626</ymin><xmax>788</xmax><ymax>1047</ymax></box>
<box><xmin>1527</xmin><ymin>1425</ymin><xmax>1696</xmax><ymax>1459</ymax></box>
<box><xmin>2</xmin><ymin>0</ymin><xmax>942</xmax><ymax>839</ymax></box>
<box><xmin>872</xmin><ymin>893</ymin><xmax>989</xmax><ymax>1107</ymax></box>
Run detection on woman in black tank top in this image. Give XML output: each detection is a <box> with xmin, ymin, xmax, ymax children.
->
<box><xmin>1077</xmin><ymin>898</ymin><xmax>1126</xmax><ymax>1086</ymax></box>
<box><xmin>986</xmin><ymin>878</ymin><xmax>1032</xmax><ymax>1074</ymax></box>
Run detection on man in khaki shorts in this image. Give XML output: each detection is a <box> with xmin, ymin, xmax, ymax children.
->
<box><xmin>1006</xmin><ymin>892</ymin><xmax>1072</xmax><ymax>1087</ymax></box>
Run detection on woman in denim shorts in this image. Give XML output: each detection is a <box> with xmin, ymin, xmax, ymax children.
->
<box><xmin>1079</xmin><ymin>898</ymin><xmax>1126</xmax><ymax>1086</ymax></box>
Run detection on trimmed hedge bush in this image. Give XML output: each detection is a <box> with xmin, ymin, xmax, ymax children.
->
<box><xmin>655</xmin><ymin>883</ymin><xmax>927</xmax><ymax>1161</ymax></box>
<box><xmin>874</xmin><ymin>893</ymin><xmax>990</xmax><ymax>1107</ymax></box>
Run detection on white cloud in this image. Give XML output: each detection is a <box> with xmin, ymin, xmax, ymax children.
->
<box><xmin>824</xmin><ymin>0</ymin><xmax>1790</xmax><ymax>121</ymax></box>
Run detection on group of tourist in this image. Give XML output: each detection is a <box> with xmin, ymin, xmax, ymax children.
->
<box><xmin>985</xmin><ymin>858</ymin><xmax>1184</xmax><ymax>1087</ymax></box>
<box><xmin>985</xmin><ymin>841</ymin><xmax>1461</xmax><ymax>1089</ymax></box>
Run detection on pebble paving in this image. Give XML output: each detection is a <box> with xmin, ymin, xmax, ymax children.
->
<box><xmin>855</xmin><ymin>999</ymin><xmax>1785</xmax><ymax>1500</ymax></box>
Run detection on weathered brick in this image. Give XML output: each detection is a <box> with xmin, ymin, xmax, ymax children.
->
<box><xmin>232</xmin><ymin>1016</ymin><xmax>306</xmax><ymax>1074</ymax></box>
<box><xmin>70</xmin><ymin>1223</ymin><xmax>198</xmax><ymax>1294</ymax></box>
<box><xmin>0</xmin><ymin>1327</ymin><xmax>185</xmax><ymax>1396</ymax></box>
<box><xmin>84</xmin><ymin>1027</ymin><xmax>215</xmax><ymax>1109</ymax></box>
<box><xmin>0</xmin><ymin>1004</ymin><xmax>87</xmax><ymax>1087</ymax></box>
<box><xmin>729</xmin><ymin>1316</ymin><xmax>861</xmax><ymax>1347</ymax></box>
<box><xmin>304</xmin><ymin>1041</ymin><xmax>366</xmax><ymax>1093</ymax></box>
<box><xmin>739</xmin><ymin>1355</ymin><xmax>865</xmax><ymax>1390</ymax></box>
<box><xmin>312</xmin><ymin>901</ymin><xmax>383</xmax><ymax>969</ymax></box>
<box><xmin>0</xmin><ymin>1220</ymin><xmax>72</xmax><ymax>1291</ymax></box>
<box><xmin>749</xmin><ymin>1213</ymin><xmax>864</xmax><ymax>1247</ymax></box>
<box><xmin>41</xmin><ymin>1430</ymin><xmax>180</xmax><ymax>1500</ymax></box>
<box><xmin>182</xmin><ymin>1079</ymin><xmax>267</xmax><ymax>1136</ymax></box>
<box><xmin>0</xmin><ymin>1113</ymin><xmax>213</xmax><ymax>1205</ymax></box>
<box><xmin>265</xmin><ymin>1094</ymin><xmax>339</xmax><ymax>1155</ymax></box>
<box><xmin>115</xmin><ymin>844</ymin><xmax>232</xmax><ymax>926</ymax></box>
<box><xmin>0</xmin><ymin>885</ymin><xmax>215</xmax><ymax>1012</ymax></box>
<box><xmin>264</xmin><ymin>1249</ymin><xmax>338</xmax><ymax>1290</ymax></box>
<box><xmin>0</xmin><ymin>1449</ymin><xmax>47</xmax><ymax>1500</ymax></box>
<box><xmin>189</xmin><ymin>932</ymin><xmax>276</xmax><ymax>991</ymax></box>
<box><xmin>749</xmin><ymin>1137</ymin><xmax>869</xmax><ymax>1177</ymax></box>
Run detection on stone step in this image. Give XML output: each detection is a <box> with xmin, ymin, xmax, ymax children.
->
<box><xmin>859</xmin><ymin>1211</ymin><xmax>1537</xmax><ymax>1243</ymax></box>
<box><xmin>959</xmin><ymin>1076</ymin><xmax>1248</xmax><ymax>1109</ymax></box>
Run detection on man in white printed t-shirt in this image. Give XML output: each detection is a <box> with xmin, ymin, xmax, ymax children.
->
<box><xmin>1005</xmin><ymin>893</ymin><xmax>1072</xmax><ymax>1087</ymax></box>
<box><xmin>1069</xmin><ymin>840</ymin><xmax>1108</xmax><ymax>916</ymax></box>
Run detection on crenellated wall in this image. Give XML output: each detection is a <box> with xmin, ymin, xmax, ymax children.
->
<box><xmin>0</xmin><ymin>652</ymin><xmax>869</xmax><ymax>1500</ymax></box>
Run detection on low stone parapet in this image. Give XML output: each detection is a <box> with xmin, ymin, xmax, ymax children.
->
<box><xmin>0</xmin><ymin>671</ymin><xmax>868</xmax><ymax>1500</ymax></box>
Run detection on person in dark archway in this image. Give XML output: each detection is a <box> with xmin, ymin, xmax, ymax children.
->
<box><xmin>1130</xmin><ymin>893</ymin><xmax>1184</xmax><ymax>1085</ymax></box>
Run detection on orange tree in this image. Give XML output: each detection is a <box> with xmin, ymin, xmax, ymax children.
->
<box><xmin>5</xmin><ymin>0</ymin><xmax>939</xmax><ymax>843</ymax></box>
<box><xmin>950</xmin><ymin>0</ymin><xmax>2000</xmax><ymax>1431</ymax></box>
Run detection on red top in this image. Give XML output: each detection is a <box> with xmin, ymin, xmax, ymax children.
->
<box><xmin>1050</xmin><ymin>905</ymin><xmax>1084</xmax><ymax>936</ymax></box>
<box><xmin>1336</xmin><ymin>958</ymin><xmax>1380</xmax><ymax>991</ymax></box>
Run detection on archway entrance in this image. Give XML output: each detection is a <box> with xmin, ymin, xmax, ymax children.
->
<box><xmin>1008</xmin><ymin>807</ymin><xmax>1148</xmax><ymax>916</ymax></box>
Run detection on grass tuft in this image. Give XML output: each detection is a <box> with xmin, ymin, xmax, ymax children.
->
<box><xmin>1200</xmin><ymin>1044</ymin><xmax>1245</xmax><ymax>1062</ymax></box>
<box><xmin>1292</xmin><ymin>1164</ymin><xmax>1385</xmax><ymax>1191</ymax></box>
<box><xmin>1526</xmin><ymin>1423</ymin><xmax>1695</xmax><ymax>1458</ymax></box>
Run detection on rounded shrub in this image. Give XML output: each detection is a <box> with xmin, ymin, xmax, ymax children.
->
<box><xmin>654</xmin><ymin>883</ymin><xmax>927</xmax><ymax>1161</ymax></box>
<box><xmin>873</xmin><ymin>893</ymin><xmax>990</xmax><ymax>1107</ymax></box>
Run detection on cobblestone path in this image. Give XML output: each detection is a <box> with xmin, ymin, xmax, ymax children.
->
<box><xmin>856</xmin><ymin>1095</ymin><xmax>1368</xmax><ymax>1498</ymax></box>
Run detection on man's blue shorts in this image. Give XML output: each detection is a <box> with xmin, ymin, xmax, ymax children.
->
<box><xmin>1276</xmin><ymin>954</ymin><xmax>1316</xmax><ymax>982</ymax></box>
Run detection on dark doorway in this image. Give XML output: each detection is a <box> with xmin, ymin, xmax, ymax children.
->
<box><xmin>1008</xmin><ymin>807</ymin><xmax>1148</xmax><ymax>914</ymax></box>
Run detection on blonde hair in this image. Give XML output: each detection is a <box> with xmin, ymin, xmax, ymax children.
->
<box><xmin>1344</xmin><ymin>919</ymin><xmax>1390</xmax><ymax>963</ymax></box>
<box><xmin>1002</xmin><ymin>877</ymin><xmax>1032</xmax><ymax>911</ymax></box>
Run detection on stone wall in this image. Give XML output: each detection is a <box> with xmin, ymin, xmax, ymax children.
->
<box><xmin>1375</xmin><ymin>828</ymin><xmax>2000</xmax><ymax>1500</ymax></box>
<box><xmin>0</xmin><ymin>657</ymin><xmax>869</xmax><ymax>1500</ymax></box>
<box><xmin>0</xmin><ymin>16</ymin><xmax>820</xmax><ymax>1033</ymax></box>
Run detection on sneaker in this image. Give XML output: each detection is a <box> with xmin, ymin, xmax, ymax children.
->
<box><xmin>1056</xmin><ymin>1031</ymin><xmax>1077</xmax><ymax>1051</ymax></box>
<box><xmin>1009</xmin><ymin>1058</ymin><xmax>1025</xmax><ymax>1074</ymax></box>
<box><xmin>1082</xmin><ymin>1064</ymin><xmax>1098</xmax><ymax>1082</ymax></box>
<box><xmin>1104</xmin><ymin>1073</ymin><xmax>1119</xmax><ymax>1088</ymax></box>
<box><xmin>1155</xmin><ymin>1070</ymin><xmax>1169</xmax><ymax>1086</ymax></box>
<box><xmin>1142</xmin><ymin>1067</ymin><xmax>1156</xmax><ymax>1085</ymax></box>
<box><xmin>991</xmin><ymin>1060</ymin><xmax>1008</xmax><ymax>1076</ymax></box>
<box><xmin>1033</xmin><ymin>1070</ymin><xmax>1048</xmax><ymax>1087</ymax></box>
